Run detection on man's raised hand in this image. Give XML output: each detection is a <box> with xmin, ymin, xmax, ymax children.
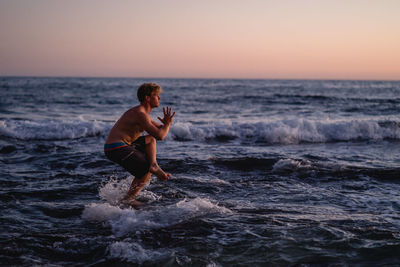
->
<box><xmin>158</xmin><ymin>106</ymin><xmax>175</xmax><ymax>125</ymax></box>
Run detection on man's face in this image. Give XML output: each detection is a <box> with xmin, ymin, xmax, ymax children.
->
<box><xmin>149</xmin><ymin>91</ymin><xmax>160</xmax><ymax>108</ymax></box>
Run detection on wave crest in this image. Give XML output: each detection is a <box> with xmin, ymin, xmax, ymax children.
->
<box><xmin>170</xmin><ymin>119</ymin><xmax>400</xmax><ymax>144</ymax></box>
<box><xmin>0</xmin><ymin>119</ymin><xmax>110</xmax><ymax>140</ymax></box>
<box><xmin>2</xmin><ymin>118</ymin><xmax>399</xmax><ymax>144</ymax></box>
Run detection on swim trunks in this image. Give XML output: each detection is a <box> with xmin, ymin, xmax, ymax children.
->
<box><xmin>104</xmin><ymin>136</ymin><xmax>150</xmax><ymax>178</ymax></box>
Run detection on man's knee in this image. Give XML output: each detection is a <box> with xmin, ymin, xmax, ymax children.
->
<box><xmin>145</xmin><ymin>135</ymin><xmax>156</xmax><ymax>145</ymax></box>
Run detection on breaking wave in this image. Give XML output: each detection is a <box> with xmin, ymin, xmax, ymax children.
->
<box><xmin>0</xmin><ymin>119</ymin><xmax>110</xmax><ymax>140</ymax></box>
<box><xmin>2</xmin><ymin>118</ymin><xmax>399</xmax><ymax>144</ymax></box>
<box><xmin>170</xmin><ymin>119</ymin><xmax>400</xmax><ymax>144</ymax></box>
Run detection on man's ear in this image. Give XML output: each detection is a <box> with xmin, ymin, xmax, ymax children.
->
<box><xmin>144</xmin><ymin>95</ymin><xmax>150</xmax><ymax>103</ymax></box>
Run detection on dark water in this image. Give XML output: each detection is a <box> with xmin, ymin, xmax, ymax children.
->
<box><xmin>1</xmin><ymin>77</ymin><xmax>400</xmax><ymax>266</ymax></box>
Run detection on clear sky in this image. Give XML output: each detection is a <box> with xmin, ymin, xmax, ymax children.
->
<box><xmin>0</xmin><ymin>0</ymin><xmax>399</xmax><ymax>80</ymax></box>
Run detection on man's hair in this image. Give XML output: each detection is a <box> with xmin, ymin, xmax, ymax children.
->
<box><xmin>137</xmin><ymin>83</ymin><xmax>162</xmax><ymax>103</ymax></box>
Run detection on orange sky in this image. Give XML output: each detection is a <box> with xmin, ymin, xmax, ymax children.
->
<box><xmin>0</xmin><ymin>0</ymin><xmax>399</xmax><ymax>80</ymax></box>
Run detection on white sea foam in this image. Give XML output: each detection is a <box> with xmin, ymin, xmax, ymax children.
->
<box><xmin>180</xmin><ymin>175</ymin><xmax>231</xmax><ymax>186</ymax></box>
<box><xmin>98</xmin><ymin>176</ymin><xmax>161</xmax><ymax>205</ymax></box>
<box><xmin>81</xmin><ymin>202</ymin><xmax>123</xmax><ymax>222</ymax></box>
<box><xmin>272</xmin><ymin>159</ymin><xmax>312</xmax><ymax>172</ymax></box>
<box><xmin>2</xmin><ymin>117</ymin><xmax>398</xmax><ymax>144</ymax></box>
<box><xmin>98</xmin><ymin>176</ymin><xmax>133</xmax><ymax>205</ymax></box>
<box><xmin>0</xmin><ymin>118</ymin><xmax>111</xmax><ymax>140</ymax></box>
<box><xmin>83</xmin><ymin>176</ymin><xmax>230</xmax><ymax>236</ymax></box>
<box><xmin>170</xmin><ymin>119</ymin><xmax>400</xmax><ymax>144</ymax></box>
<box><xmin>107</xmin><ymin>240</ymin><xmax>171</xmax><ymax>264</ymax></box>
<box><xmin>82</xmin><ymin>197</ymin><xmax>230</xmax><ymax>237</ymax></box>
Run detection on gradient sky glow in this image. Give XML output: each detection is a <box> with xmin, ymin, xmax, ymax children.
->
<box><xmin>1</xmin><ymin>0</ymin><xmax>399</xmax><ymax>80</ymax></box>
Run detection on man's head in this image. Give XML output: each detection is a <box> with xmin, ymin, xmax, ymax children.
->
<box><xmin>137</xmin><ymin>83</ymin><xmax>162</xmax><ymax>104</ymax></box>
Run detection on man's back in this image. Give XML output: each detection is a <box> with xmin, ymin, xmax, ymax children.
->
<box><xmin>105</xmin><ymin>105</ymin><xmax>145</xmax><ymax>145</ymax></box>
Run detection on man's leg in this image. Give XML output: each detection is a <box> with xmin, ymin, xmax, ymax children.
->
<box><xmin>122</xmin><ymin>172</ymin><xmax>151</xmax><ymax>207</ymax></box>
<box><xmin>125</xmin><ymin>172</ymin><xmax>151</xmax><ymax>199</ymax></box>
<box><xmin>144</xmin><ymin>135</ymin><xmax>171</xmax><ymax>181</ymax></box>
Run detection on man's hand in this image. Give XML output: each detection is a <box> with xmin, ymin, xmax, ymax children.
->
<box><xmin>158</xmin><ymin>106</ymin><xmax>175</xmax><ymax>126</ymax></box>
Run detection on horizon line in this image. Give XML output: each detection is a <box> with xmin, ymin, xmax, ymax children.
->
<box><xmin>0</xmin><ymin>74</ymin><xmax>399</xmax><ymax>82</ymax></box>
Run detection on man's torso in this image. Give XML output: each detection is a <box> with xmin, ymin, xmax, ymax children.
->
<box><xmin>105</xmin><ymin>106</ymin><xmax>145</xmax><ymax>145</ymax></box>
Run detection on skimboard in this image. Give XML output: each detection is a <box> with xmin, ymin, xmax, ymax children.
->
<box><xmin>119</xmin><ymin>199</ymin><xmax>147</xmax><ymax>210</ymax></box>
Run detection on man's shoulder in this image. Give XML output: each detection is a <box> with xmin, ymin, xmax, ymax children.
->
<box><xmin>125</xmin><ymin>105</ymin><xmax>142</xmax><ymax>115</ymax></box>
<box><xmin>124</xmin><ymin>106</ymin><xmax>150</xmax><ymax>120</ymax></box>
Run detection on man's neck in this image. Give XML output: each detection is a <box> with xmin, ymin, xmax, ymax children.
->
<box><xmin>140</xmin><ymin>102</ymin><xmax>153</xmax><ymax>114</ymax></box>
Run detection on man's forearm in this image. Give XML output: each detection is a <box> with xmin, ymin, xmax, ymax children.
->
<box><xmin>155</xmin><ymin>123</ymin><xmax>171</xmax><ymax>140</ymax></box>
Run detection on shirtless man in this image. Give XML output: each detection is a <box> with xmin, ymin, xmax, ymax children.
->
<box><xmin>104</xmin><ymin>83</ymin><xmax>175</xmax><ymax>206</ymax></box>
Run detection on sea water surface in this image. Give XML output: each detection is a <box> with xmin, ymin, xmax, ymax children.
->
<box><xmin>1</xmin><ymin>77</ymin><xmax>400</xmax><ymax>266</ymax></box>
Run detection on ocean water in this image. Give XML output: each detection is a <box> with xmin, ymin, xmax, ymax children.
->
<box><xmin>1</xmin><ymin>77</ymin><xmax>400</xmax><ymax>266</ymax></box>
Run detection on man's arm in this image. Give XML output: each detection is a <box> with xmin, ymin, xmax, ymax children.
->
<box><xmin>140</xmin><ymin>107</ymin><xmax>175</xmax><ymax>140</ymax></box>
<box><xmin>151</xmin><ymin>120</ymin><xmax>162</xmax><ymax>128</ymax></box>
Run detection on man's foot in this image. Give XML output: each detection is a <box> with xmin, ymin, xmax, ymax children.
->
<box><xmin>149</xmin><ymin>163</ymin><xmax>171</xmax><ymax>181</ymax></box>
<box><xmin>120</xmin><ymin>198</ymin><xmax>145</xmax><ymax>210</ymax></box>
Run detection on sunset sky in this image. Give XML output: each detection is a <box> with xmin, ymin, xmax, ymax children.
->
<box><xmin>1</xmin><ymin>0</ymin><xmax>399</xmax><ymax>80</ymax></box>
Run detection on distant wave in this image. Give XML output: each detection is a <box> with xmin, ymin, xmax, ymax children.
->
<box><xmin>1</xmin><ymin>118</ymin><xmax>399</xmax><ymax>144</ymax></box>
<box><xmin>0</xmin><ymin>119</ymin><xmax>111</xmax><ymax>140</ymax></box>
<box><xmin>210</xmin><ymin>156</ymin><xmax>400</xmax><ymax>180</ymax></box>
<box><xmin>170</xmin><ymin>119</ymin><xmax>400</xmax><ymax>144</ymax></box>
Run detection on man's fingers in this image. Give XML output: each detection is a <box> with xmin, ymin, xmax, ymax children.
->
<box><xmin>162</xmin><ymin>106</ymin><xmax>175</xmax><ymax>120</ymax></box>
<box><xmin>158</xmin><ymin>117</ymin><xmax>166</xmax><ymax>124</ymax></box>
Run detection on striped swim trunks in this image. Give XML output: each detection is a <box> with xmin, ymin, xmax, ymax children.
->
<box><xmin>104</xmin><ymin>136</ymin><xmax>149</xmax><ymax>178</ymax></box>
<box><xmin>104</xmin><ymin>142</ymin><xmax>128</xmax><ymax>151</ymax></box>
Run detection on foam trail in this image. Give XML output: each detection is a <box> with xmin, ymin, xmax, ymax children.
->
<box><xmin>82</xmin><ymin>197</ymin><xmax>231</xmax><ymax>237</ymax></box>
<box><xmin>179</xmin><ymin>175</ymin><xmax>231</xmax><ymax>186</ymax></box>
<box><xmin>83</xmin><ymin>176</ymin><xmax>231</xmax><ymax>236</ymax></box>
<box><xmin>107</xmin><ymin>241</ymin><xmax>171</xmax><ymax>264</ymax></box>
<box><xmin>98</xmin><ymin>176</ymin><xmax>162</xmax><ymax>205</ymax></box>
